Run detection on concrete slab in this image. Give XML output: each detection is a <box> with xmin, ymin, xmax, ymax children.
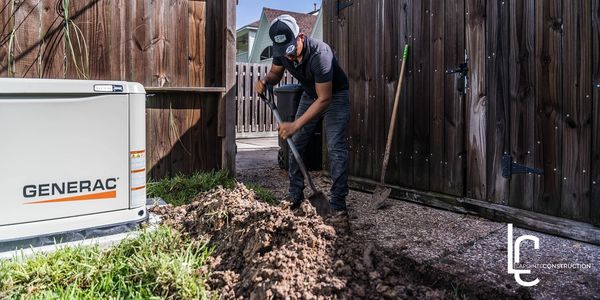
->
<box><xmin>236</xmin><ymin>137</ymin><xmax>279</xmax><ymax>151</ymax></box>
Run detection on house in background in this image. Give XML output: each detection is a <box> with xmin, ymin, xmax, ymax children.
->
<box><xmin>236</xmin><ymin>20</ymin><xmax>259</xmax><ymax>62</ymax></box>
<box><xmin>236</xmin><ymin>6</ymin><xmax>322</xmax><ymax>63</ymax></box>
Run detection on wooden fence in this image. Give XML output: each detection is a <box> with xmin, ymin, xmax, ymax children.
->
<box><xmin>0</xmin><ymin>0</ymin><xmax>237</xmax><ymax>179</ymax></box>
<box><xmin>235</xmin><ymin>62</ymin><xmax>298</xmax><ymax>134</ymax></box>
<box><xmin>323</xmin><ymin>0</ymin><xmax>600</xmax><ymax>243</ymax></box>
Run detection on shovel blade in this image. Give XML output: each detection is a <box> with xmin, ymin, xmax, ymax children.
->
<box><xmin>308</xmin><ymin>191</ymin><xmax>331</xmax><ymax>217</ymax></box>
<box><xmin>372</xmin><ymin>185</ymin><xmax>392</xmax><ymax>209</ymax></box>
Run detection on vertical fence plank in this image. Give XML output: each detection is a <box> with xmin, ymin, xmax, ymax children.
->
<box><xmin>465</xmin><ymin>0</ymin><xmax>487</xmax><ymax>200</ymax></box>
<box><xmin>443</xmin><ymin>0</ymin><xmax>466</xmax><ymax>196</ymax></box>
<box><xmin>235</xmin><ymin>64</ymin><xmax>241</xmax><ymax>132</ymax></box>
<box><xmin>591</xmin><ymin>0</ymin><xmax>600</xmax><ymax>226</ymax></box>
<box><xmin>189</xmin><ymin>0</ymin><xmax>206</xmax><ymax>87</ymax></box>
<box><xmin>561</xmin><ymin>0</ymin><xmax>592</xmax><ymax>221</ymax></box>
<box><xmin>411</xmin><ymin>0</ymin><xmax>431</xmax><ymax>190</ymax></box>
<box><xmin>14</xmin><ymin>0</ymin><xmax>42</xmax><ymax>78</ymax></box>
<box><xmin>244</xmin><ymin>64</ymin><xmax>251</xmax><ymax>132</ymax></box>
<box><xmin>88</xmin><ymin>0</ymin><xmax>111</xmax><ymax>79</ymax></box>
<box><xmin>535</xmin><ymin>0</ymin><xmax>562</xmax><ymax>216</ymax></box>
<box><xmin>258</xmin><ymin>63</ymin><xmax>265</xmax><ymax>132</ymax></box>
<box><xmin>429</xmin><ymin>0</ymin><xmax>445</xmax><ymax>193</ymax></box>
<box><xmin>486</xmin><ymin>0</ymin><xmax>510</xmax><ymax>205</ymax></box>
<box><xmin>394</xmin><ymin>0</ymin><xmax>414</xmax><ymax>187</ymax></box>
<box><xmin>152</xmin><ymin>0</ymin><xmax>188</xmax><ymax>86</ymax></box>
<box><xmin>64</xmin><ymin>0</ymin><xmax>89</xmax><ymax>79</ymax></box>
<box><xmin>250</xmin><ymin>64</ymin><xmax>257</xmax><ymax>132</ymax></box>
<box><xmin>111</xmin><ymin>0</ymin><xmax>127</xmax><ymax>80</ymax></box>
<box><xmin>508</xmin><ymin>0</ymin><xmax>536</xmax><ymax>210</ymax></box>
<box><xmin>0</xmin><ymin>0</ymin><xmax>14</xmax><ymax>77</ymax></box>
<box><xmin>127</xmin><ymin>0</ymin><xmax>151</xmax><ymax>84</ymax></box>
<box><xmin>40</xmin><ymin>0</ymin><xmax>65</xmax><ymax>78</ymax></box>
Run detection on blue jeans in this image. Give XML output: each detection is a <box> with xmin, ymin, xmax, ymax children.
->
<box><xmin>288</xmin><ymin>90</ymin><xmax>350</xmax><ymax>211</ymax></box>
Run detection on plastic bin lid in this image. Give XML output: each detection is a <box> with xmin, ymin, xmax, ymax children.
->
<box><xmin>274</xmin><ymin>84</ymin><xmax>303</xmax><ymax>93</ymax></box>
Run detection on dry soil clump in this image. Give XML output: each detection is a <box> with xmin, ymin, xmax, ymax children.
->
<box><xmin>152</xmin><ymin>184</ymin><xmax>446</xmax><ymax>299</ymax></box>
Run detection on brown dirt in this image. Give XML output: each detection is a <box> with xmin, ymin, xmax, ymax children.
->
<box><xmin>151</xmin><ymin>183</ymin><xmax>448</xmax><ymax>299</ymax></box>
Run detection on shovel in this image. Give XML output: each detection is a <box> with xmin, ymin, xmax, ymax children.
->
<box><xmin>373</xmin><ymin>44</ymin><xmax>410</xmax><ymax>209</ymax></box>
<box><xmin>259</xmin><ymin>85</ymin><xmax>331</xmax><ymax>217</ymax></box>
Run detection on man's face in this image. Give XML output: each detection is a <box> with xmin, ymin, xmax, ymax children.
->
<box><xmin>285</xmin><ymin>35</ymin><xmax>304</xmax><ymax>61</ymax></box>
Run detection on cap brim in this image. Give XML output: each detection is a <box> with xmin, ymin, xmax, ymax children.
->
<box><xmin>272</xmin><ymin>41</ymin><xmax>295</xmax><ymax>58</ymax></box>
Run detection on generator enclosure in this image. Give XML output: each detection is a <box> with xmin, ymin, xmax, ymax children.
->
<box><xmin>0</xmin><ymin>79</ymin><xmax>147</xmax><ymax>242</ymax></box>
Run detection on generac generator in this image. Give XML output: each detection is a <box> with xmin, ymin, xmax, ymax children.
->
<box><xmin>0</xmin><ymin>79</ymin><xmax>147</xmax><ymax>242</ymax></box>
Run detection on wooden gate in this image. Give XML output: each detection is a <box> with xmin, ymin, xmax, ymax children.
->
<box><xmin>323</xmin><ymin>0</ymin><xmax>467</xmax><ymax>197</ymax></box>
<box><xmin>324</xmin><ymin>0</ymin><xmax>600</xmax><ymax>234</ymax></box>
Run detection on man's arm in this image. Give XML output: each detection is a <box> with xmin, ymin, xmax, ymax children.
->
<box><xmin>256</xmin><ymin>64</ymin><xmax>285</xmax><ymax>95</ymax></box>
<box><xmin>278</xmin><ymin>81</ymin><xmax>332</xmax><ymax>139</ymax></box>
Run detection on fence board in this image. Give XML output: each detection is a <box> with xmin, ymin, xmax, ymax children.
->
<box><xmin>110</xmin><ymin>0</ymin><xmax>127</xmax><ymax>80</ymax></box>
<box><xmin>14</xmin><ymin>0</ymin><xmax>41</xmax><ymax>78</ymax></box>
<box><xmin>465</xmin><ymin>0</ymin><xmax>487</xmax><ymax>199</ymax></box>
<box><xmin>189</xmin><ymin>0</ymin><xmax>205</xmax><ymax>87</ymax></box>
<box><xmin>534</xmin><ymin>0</ymin><xmax>562</xmax><ymax>216</ymax></box>
<box><xmin>0</xmin><ymin>0</ymin><xmax>15</xmax><ymax>77</ymax></box>
<box><xmin>508</xmin><ymin>0</ymin><xmax>536</xmax><ymax>210</ymax></box>
<box><xmin>40</xmin><ymin>0</ymin><xmax>64</xmax><ymax>78</ymax></box>
<box><xmin>411</xmin><ymin>0</ymin><xmax>430</xmax><ymax>190</ymax></box>
<box><xmin>243</xmin><ymin>64</ymin><xmax>251</xmax><ymax>132</ymax></box>
<box><xmin>235</xmin><ymin>64</ymin><xmax>242</xmax><ymax>132</ymax></box>
<box><xmin>592</xmin><ymin>0</ymin><xmax>600</xmax><ymax>226</ymax></box>
<box><xmin>486</xmin><ymin>0</ymin><xmax>510</xmax><ymax>205</ymax></box>
<box><xmin>443</xmin><ymin>0</ymin><xmax>465</xmax><ymax>196</ymax></box>
<box><xmin>395</xmin><ymin>0</ymin><xmax>414</xmax><ymax>187</ymax></box>
<box><xmin>429</xmin><ymin>0</ymin><xmax>444</xmax><ymax>193</ymax></box>
<box><xmin>561</xmin><ymin>1</ymin><xmax>592</xmax><ymax>221</ymax></box>
<box><xmin>63</xmin><ymin>0</ymin><xmax>93</xmax><ymax>79</ymax></box>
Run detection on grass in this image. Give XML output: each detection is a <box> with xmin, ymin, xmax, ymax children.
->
<box><xmin>147</xmin><ymin>170</ymin><xmax>235</xmax><ymax>206</ymax></box>
<box><xmin>147</xmin><ymin>170</ymin><xmax>277</xmax><ymax>206</ymax></box>
<box><xmin>245</xmin><ymin>183</ymin><xmax>277</xmax><ymax>205</ymax></box>
<box><xmin>0</xmin><ymin>226</ymin><xmax>215</xmax><ymax>299</ymax></box>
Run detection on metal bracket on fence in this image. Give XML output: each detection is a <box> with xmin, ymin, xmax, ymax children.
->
<box><xmin>337</xmin><ymin>0</ymin><xmax>353</xmax><ymax>15</ymax></box>
<box><xmin>502</xmin><ymin>155</ymin><xmax>544</xmax><ymax>179</ymax></box>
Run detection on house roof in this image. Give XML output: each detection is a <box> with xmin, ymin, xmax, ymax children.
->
<box><xmin>263</xmin><ymin>7</ymin><xmax>318</xmax><ymax>36</ymax></box>
<box><xmin>247</xmin><ymin>20</ymin><xmax>260</xmax><ymax>28</ymax></box>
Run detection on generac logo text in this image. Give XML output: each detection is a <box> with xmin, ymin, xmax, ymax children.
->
<box><xmin>23</xmin><ymin>178</ymin><xmax>117</xmax><ymax>198</ymax></box>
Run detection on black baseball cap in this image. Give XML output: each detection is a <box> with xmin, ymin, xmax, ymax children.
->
<box><xmin>269</xmin><ymin>15</ymin><xmax>300</xmax><ymax>57</ymax></box>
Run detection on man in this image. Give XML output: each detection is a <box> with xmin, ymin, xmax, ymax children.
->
<box><xmin>255</xmin><ymin>15</ymin><xmax>350</xmax><ymax>217</ymax></box>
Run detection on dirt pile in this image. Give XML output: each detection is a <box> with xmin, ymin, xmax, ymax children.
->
<box><xmin>152</xmin><ymin>183</ymin><xmax>446</xmax><ymax>299</ymax></box>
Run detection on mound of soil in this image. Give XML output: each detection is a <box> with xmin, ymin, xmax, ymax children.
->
<box><xmin>152</xmin><ymin>184</ymin><xmax>446</xmax><ymax>299</ymax></box>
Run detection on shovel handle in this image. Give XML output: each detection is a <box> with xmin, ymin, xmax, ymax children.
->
<box><xmin>259</xmin><ymin>88</ymin><xmax>320</xmax><ymax>193</ymax></box>
<box><xmin>380</xmin><ymin>44</ymin><xmax>409</xmax><ymax>184</ymax></box>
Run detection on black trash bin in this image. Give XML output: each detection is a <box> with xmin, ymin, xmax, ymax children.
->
<box><xmin>274</xmin><ymin>84</ymin><xmax>322</xmax><ymax>171</ymax></box>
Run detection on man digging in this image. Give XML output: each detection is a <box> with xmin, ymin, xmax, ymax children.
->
<box><xmin>255</xmin><ymin>15</ymin><xmax>350</xmax><ymax>223</ymax></box>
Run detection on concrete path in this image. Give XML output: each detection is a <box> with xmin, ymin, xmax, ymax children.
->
<box><xmin>236</xmin><ymin>136</ymin><xmax>279</xmax><ymax>152</ymax></box>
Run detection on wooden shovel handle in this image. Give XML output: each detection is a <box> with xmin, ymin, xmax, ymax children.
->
<box><xmin>380</xmin><ymin>44</ymin><xmax>409</xmax><ymax>184</ymax></box>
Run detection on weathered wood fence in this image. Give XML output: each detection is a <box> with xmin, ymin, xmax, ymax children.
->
<box><xmin>323</xmin><ymin>0</ymin><xmax>600</xmax><ymax>243</ymax></box>
<box><xmin>235</xmin><ymin>62</ymin><xmax>298</xmax><ymax>134</ymax></box>
<box><xmin>0</xmin><ymin>0</ymin><xmax>237</xmax><ymax>179</ymax></box>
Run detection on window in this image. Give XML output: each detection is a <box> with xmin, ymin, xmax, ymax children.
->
<box><xmin>260</xmin><ymin>46</ymin><xmax>273</xmax><ymax>60</ymax></box>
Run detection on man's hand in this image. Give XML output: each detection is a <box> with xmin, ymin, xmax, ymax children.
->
<box><xmin>256</xmin><ymin>64</ymin><xmax>285</xmax><ymax>95</ymax></box>
<box><xmin>255</xmin><ymin>79</ymin><xmax>267</xmax><ymax>95</ymax></box>
<box><xmin>278</xmin><ymin>121</ymin><xmax>299</xmax><ymax>140</ymax></box>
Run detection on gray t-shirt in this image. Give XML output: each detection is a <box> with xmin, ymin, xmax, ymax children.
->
<box><xmin>273</xmin><ymin>37</ymin><xmax>349</xmax><ymax>99</ymax></box>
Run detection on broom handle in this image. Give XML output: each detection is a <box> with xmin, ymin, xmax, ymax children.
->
<box><xmin>380</xmin><ymin>45</ymin><xmax>409</xmax><ymax>184</ymax></box>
